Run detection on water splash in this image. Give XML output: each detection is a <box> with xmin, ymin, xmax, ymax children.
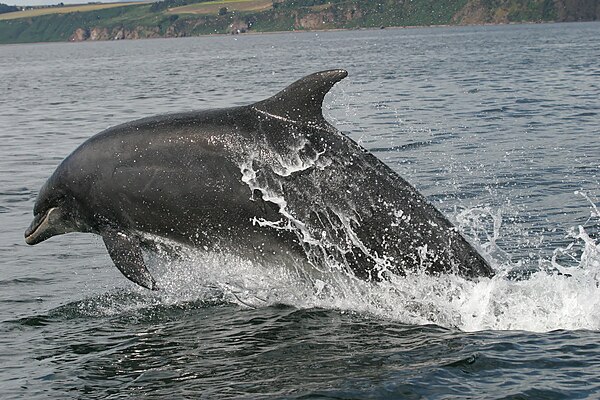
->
<box><xmin>44</xmin><ymin>195</ymin><xmax>598</xmax><ymax>334</ymax></box>
<box><xmin>43</xmin><ymin>91</ymin><xmax>599</xmax><ymax>332</ymax></box>
<box><xmin>56</xmin><ymin>130</ymin><xmax>600</xmax><ymax>333</ymax></box>
<box><xmin>131</xmin><ymin>195</ymin><xmax>599</xmax><ymax>333</ymax></box>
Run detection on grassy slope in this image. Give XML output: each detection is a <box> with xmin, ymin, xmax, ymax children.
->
<box><xmin>0</xmin><ymin>0</ymin><xmax>594</xmax><ymax>44</ymax></box>
<box><xmin>0</xmin><ymin>5</ymin><xmax>157</xmax><ymax>43</ymax></box>
<box><xmin>169</xmin><ymin>0</ymin><xmax>272</xmax><ymax>16</ymax></box>
<box><xmin>0</xmin><ymin>3</ymin><xmax>141</xmax><ymax>21</ymax></box>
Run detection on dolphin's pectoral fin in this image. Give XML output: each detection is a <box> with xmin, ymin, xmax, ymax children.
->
<box><xmin>253</xmin><ymin>69</ymin><xmax>348</xmax><ymax>127</ymax></box>
<box><xmin>102</xmin><ymin>229</ymin><xmax>158</xmax><ymax>291</ymax></box>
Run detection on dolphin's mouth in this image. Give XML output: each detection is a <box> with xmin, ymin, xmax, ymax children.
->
<box><xmin>25</xmin><ymin>207</ymin><xmax>56</xmax><ymax>245</ymax></box>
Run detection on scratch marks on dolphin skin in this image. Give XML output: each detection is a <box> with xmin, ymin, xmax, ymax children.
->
<box><xmin>252</xmin><ymin>107</ymin><xmax>296</xmax><ymax>124</ymax></box>
<box><xmin>140</xmin><ymin>168</ymin><xmax>160</xmax><ymax>195</ymax></box>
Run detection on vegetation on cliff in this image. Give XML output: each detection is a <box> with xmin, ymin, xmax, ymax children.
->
<box><xmin>0</xmin><ymin>0</ymin><xmax>598</xmax><ymax>44</ymax></box>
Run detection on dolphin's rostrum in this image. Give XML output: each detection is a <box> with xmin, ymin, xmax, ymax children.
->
<box><xmin>25</xmin><ymin>70</ymin><xmax>494</xmax><ymax>289</ymax></box>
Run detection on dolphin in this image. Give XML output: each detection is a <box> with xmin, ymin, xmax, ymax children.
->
<box><xmin>25</xmin><ymin>69</ymin><xmax>493</xmax><ymax>290</ymax></box>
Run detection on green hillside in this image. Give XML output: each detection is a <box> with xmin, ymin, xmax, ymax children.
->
<box><xmin>0</xmin><ymin>0</ymin><xmax>597</xmax><ymax>44</ymax></box>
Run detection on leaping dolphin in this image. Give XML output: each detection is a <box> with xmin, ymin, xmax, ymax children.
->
<box><xmin>25</xmin><ymin>70</ymin><xmax>494</xmax><ymax>290</ymax></box>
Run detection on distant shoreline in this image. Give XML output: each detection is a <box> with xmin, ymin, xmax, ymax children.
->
<box><xmin>2</xmin><ymin>19</ymin><xmax>588</xmax><ymax>47</ymax></box>
<box><xmin>0</xmin><ymin>0</ymin><xmax>597</xmax><ymax>46</ymax></box>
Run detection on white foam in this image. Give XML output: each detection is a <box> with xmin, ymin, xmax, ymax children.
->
<box><xmin>86</xmin><ymin>99</ymin><xmax>600</xmax><ymax>332</ymax></box>
<box><xmin>135</xmin><ymin>197</ymin><xmax>600</xmax><ymax>333</ymax></box>
<box><xmin>180</xmin><ymin>117</ymin><xmax>600</xmax><ymax>332</ymax></box>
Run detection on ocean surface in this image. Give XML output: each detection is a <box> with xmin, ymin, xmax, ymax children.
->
<box><xmin>1</xmin><ymin>22</ymin><xmax>600</xmax><ymax>399</ymax></box>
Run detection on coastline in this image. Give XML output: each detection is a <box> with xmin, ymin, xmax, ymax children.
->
<box><xmin>1</xmin><ymin>0</ymin><xmax>598</xmax><ymax>46</ymax></box>
<box><xmin>0</xmin><ymin>19</ymin><xmax>587</xmax><ymax>47</ymax></box>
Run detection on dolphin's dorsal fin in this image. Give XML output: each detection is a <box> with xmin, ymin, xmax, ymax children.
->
<box><xmin>253</xmin><ymin>69</ymin><xmax>348</xmax><ymax>126</ymax></box>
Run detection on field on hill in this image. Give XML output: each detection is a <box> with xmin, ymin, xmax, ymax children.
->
<box><xmin>168</xmin><ymin>0</ymin><xmax>272</xmax><ymax>16</ymax></box>
<box><xmin>0</xmin><ymin>2</ymin><xmax>142</xmax><ymax>21</ymax></box>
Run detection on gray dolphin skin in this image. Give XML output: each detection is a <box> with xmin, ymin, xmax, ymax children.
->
<box><xmin>25</xmin><ymin>69</ymin><xmax>494</xmax><ymax>290</ymax></box>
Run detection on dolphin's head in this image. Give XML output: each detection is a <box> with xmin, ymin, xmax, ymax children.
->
<box><xmin>25</xmin><ymin>173</ymin><xmax>89</xmax><ymax>245</ymax></box>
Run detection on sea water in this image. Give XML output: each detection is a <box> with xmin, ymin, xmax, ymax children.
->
<box><xmin>1</xmin><ymin>22</ymin><xmax>599</xmax><ymax>398</ymax></box>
